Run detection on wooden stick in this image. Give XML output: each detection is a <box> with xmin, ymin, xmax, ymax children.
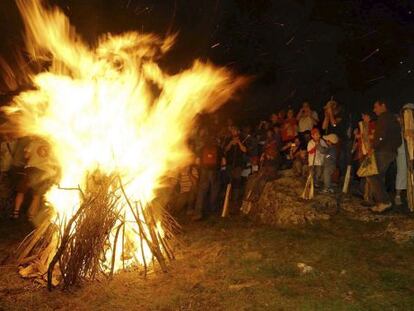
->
<box><xmin>47</xmin><ymin>195</ymin><xmax>90</xmax><ymax>290</ymax></box>
<box><xmin>122</xmin><ymin>210</ymin><xmax>126</xmax><ymax>271</ymax></box>
<box><xmin>221</xmin><ymin>183</ymin><xmax>231</xmax><ymax>217</ymax></box>
<box><xmin>302</xmin><ymin>144</ymin><xmax>317</xmax><ymax>200</ymax></box>
<box><xmin>136</xmin><ymin>203</ymin><xmax>148</xmax><ymax>277</ymax></box>
<box><xmin>110</xmin><ymin>222</ymin><xmax>124</xmax><ymax>278</ymax></box>
<box><xmin>117</xmin><ymin>176</ymin><xmax>167</xmax><ymax>272</ymax></box>
<box><xmin>139</xmin><ymin>202</ymin><xmax>167</xmax><ymax>272</ymax></box>
<box><xmin>147</xmin><ymin>204</ymin><xmax>174</xmax><ymax>261</ymax></box>
<box><xmin>342</xmin><ymin>165</ymin><xmax>352</xmax><ymax>194</ymax></box>
<box><xmin>301</xmin><ymin>169</ymin><xmax>314</xmax><ymax>200</ymax></box>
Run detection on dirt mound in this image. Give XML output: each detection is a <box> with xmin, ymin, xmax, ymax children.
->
<box><xmin>243</xmin><ymin>170</ymin><xmax>333</xmax><ymax>226</ymax></box>
<box><xmin>242</xmin><ymin>169</ymin><xmax>412</xmax><ymax>231</ymax></box>
<box><xmin>386</xmin><ymin>219</ymin><xmax>414</xmax><ymax>243</ymax></box>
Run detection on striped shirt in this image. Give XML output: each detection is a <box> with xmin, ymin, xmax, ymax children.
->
<box><xmin>179</xmin><ymin>166</ymin><xmax>199</xmax><ymax>193</ymax></box>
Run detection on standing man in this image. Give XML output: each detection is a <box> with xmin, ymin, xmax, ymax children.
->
<box><xmin>368</xmin><ymin>100</ymin><xmax>401</xmax><ymax>213</ymax></box>
<box><xmin>193</xmin><ymin>129</ymin><xmax>224</xmax><ymax>220</ymax></box>
<box><xmin>297</xmin><ymin>102</ymin><xmax>319</xmax><ymax>133</ymax></box>
<box><xmin>296</xmin><ymin>102</ymin><xmax>319</xmax><ymax>146</ymax></box>
<box><xmin>225</xmin><ymin>126</ymin><xmax>247</xmax><ymax>212</ymax></box>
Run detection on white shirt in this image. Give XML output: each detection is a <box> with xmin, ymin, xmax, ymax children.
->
<box><xmin>307</xmin><ymin>139</ymin><xmax>327</xmax><ymax>166</ymax></box>
<box><xmin>298</xmin><ymin>111</ymin><xmax>319</xmax><ymax>133</ymax></box>
<box><xmin>26</xmin><ymin>138</ymin><xmax>58</xmax><ymax>175</ymax></box>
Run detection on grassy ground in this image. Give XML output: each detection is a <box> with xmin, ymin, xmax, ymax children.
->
<box><xmin>0</xmin><ymin>213</ymin><xmax>414</xmax><ymax>311</ymax></box>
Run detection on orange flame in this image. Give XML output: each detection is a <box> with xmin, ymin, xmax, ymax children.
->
<box><xmin>5</xmin><ymin>0</ymin><xmax>245</xmax><ymax>272</ymax></box>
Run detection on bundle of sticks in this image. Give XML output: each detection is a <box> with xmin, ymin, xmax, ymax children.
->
<box><xmin>14</xmin><ymin>171</ymin><xmax>178</xmax><ymax>290</ymax></box>
<box><xmin>301</xmin><ymin>167</ymin><xmax>315</xmax><ymax>200</ymax></box>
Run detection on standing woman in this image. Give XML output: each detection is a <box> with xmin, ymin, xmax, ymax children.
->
<box><xmin>281</xmin><ymin>109</ymin><xmax>298</xmax><ymax>143</ymax></box>
<box><xmin>355</xmin><ymin>112</ymin><xmax>376</xmax><ymax>203</ymax></box>
<box><xmin>394</xmin><ymin>105</ymin><xmax>414</xmax><ymax>206</ymax></box>
<box><xmin>395</xmin><ymin>125</ymin><xmax>406</xmax><ymax>205</ymax></box>
<box><xmin>355</xmin><ymin>112</ymin><xmax>375</xmax><ymax>163</ymax></box>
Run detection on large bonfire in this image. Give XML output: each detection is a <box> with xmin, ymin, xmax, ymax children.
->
<box><xmin>2</xmin><ymin>0</ymin><xmax>245</xmax><ymax>288</ymax></box>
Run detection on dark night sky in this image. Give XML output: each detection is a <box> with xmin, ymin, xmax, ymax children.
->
<box><xmin>0</xmin><ymin>0</ymin><xmax>413</xmax><ymax>122</ymax></box>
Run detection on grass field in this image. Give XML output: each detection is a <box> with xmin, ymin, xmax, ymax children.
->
<box><xmin>0</xmin><ymin>213</ymin><xmax>414</xmax><ymax>310</ymax></box>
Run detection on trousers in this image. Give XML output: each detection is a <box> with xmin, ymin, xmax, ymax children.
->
<box><xmin>323</xmin><ymin>162</ymin><xmax>336</xmax><ymax>189</ymax></box>
<box><xmin>194</xmin><ymin>168</ymin><xmax>219</xmax><ymax>216</ymax></box>
<box><xmin>367</xmin><ymin>151</ymin><xmax>396</xmax><ymax>204</ymax></box>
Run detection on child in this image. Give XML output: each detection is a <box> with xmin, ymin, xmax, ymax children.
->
<box><xmin>280</xmin><ymin>136</ymin><xmax>300</xmax><ymax>170</ymax></box>
<box><xmin>288</xmin><ymin>137</ymin><xmax>307</xmax><ymax>177</ymax></box>
<box><xmin>260</xmin><ymin>129</ymin><xmax>279</xmax><ymax>179</ymax></box>
<box><xmin>0</xmin><ymin>134</ymin><xmax>16</xmax><ymax>215</ymax></box>
<box><xmin>12</xmin><ymin>137</ymin><xmax>59</xmax><ymax>221</ymax></box>
<box><xmin>307</xmin><ymin>128</ymin><xmax>327</xmax><ymax>187</ymax></box>
<box><xmin>175</xmin><ymin>163</ymin><xmax>199</xmax><ymax>215</ymax></box>
<box><xmin>318</xmin><ymin>134</ymin><xmax>339</xmax><ymax>193</ymax></box>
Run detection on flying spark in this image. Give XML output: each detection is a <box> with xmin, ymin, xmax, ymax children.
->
<box><xmin>361</xmin><ymin>48</ymin><xmax>380</xmax><ymax>62</ymax></box>
<box><xmin>366</xmin><ymin>75</ymin><xmax>385</xmax><ymax>83</ymax></box>
<box><xmin>286</xmin><ymin>36</ymin><xmax>295</xmax><ymax>46</ymax></box>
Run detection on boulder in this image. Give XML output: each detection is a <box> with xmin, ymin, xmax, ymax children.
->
<box><xmin>244</xmin><ymin>170</ymin><xmax>333</xmax><ymax>226</ymax></box>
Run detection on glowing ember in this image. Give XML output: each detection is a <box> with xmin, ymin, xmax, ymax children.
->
<box><xmin>3</xmin><ymin>0</ymin><xmax>245</xmax><ymax>286</ymax></box>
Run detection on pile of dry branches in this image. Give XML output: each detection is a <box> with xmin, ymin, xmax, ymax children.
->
<box><xmin>15</xmin><ymin>171</ymin><xmax>178</xmax><ymax>290</ymax></box>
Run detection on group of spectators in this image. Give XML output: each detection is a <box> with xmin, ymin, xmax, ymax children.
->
<box><xmin>173</xmin><ymin>99</ymin><xmax>408</xmax><ymax>220</ymax></box>
<box><xmin>0</xmin><ymin>99</ymin><xmax>409</xmax><ymax>223</ymax></box>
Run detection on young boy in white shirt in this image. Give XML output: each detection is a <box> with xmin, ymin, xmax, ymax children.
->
<box><xmin>307</xmin><ymin>128</ymin><xmax>327</xmax><ymax>187</ymax></box>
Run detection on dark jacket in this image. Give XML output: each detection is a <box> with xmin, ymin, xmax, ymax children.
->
<box><xmin>373</xmin><ymin>111</ymin><xmax>401</xmax><ymax>154</ymax></box>
<box><xmin>198</xmin><ymin>138</ymin><xmax>223</xmax><ymax>170</ymax></box>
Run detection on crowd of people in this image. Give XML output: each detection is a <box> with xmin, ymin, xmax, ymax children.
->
<box><xmin>0</xmin><ymin>99</ymin><xmax>410</xmax><ymax>223</ymax></box>
<box><xmin>173</xmin><ymin>99</ymin><xmax>409</xmax><ymax>220</ymax></box>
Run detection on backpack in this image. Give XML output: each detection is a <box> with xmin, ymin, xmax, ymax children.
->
<box><xmin>201</xmin><ymin>145</ymin><xmax>218</xmax><ymax>169</ymax></box>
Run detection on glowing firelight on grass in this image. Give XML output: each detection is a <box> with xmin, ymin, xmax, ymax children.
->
<box><xmin>3</xmin><ymin>0</ymin><xmax>245</xmax><ymax>286</ymax></box>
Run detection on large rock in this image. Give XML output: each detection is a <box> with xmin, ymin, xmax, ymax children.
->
<box><xmin>244</xmin><ymin>170</ymin><xmax>333</xmax><ymax>226</ymax></box>
<box><xmin>243</xmin><ymin>170</ymin><xmax>414</xmax><ymax>243</ymax></box>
